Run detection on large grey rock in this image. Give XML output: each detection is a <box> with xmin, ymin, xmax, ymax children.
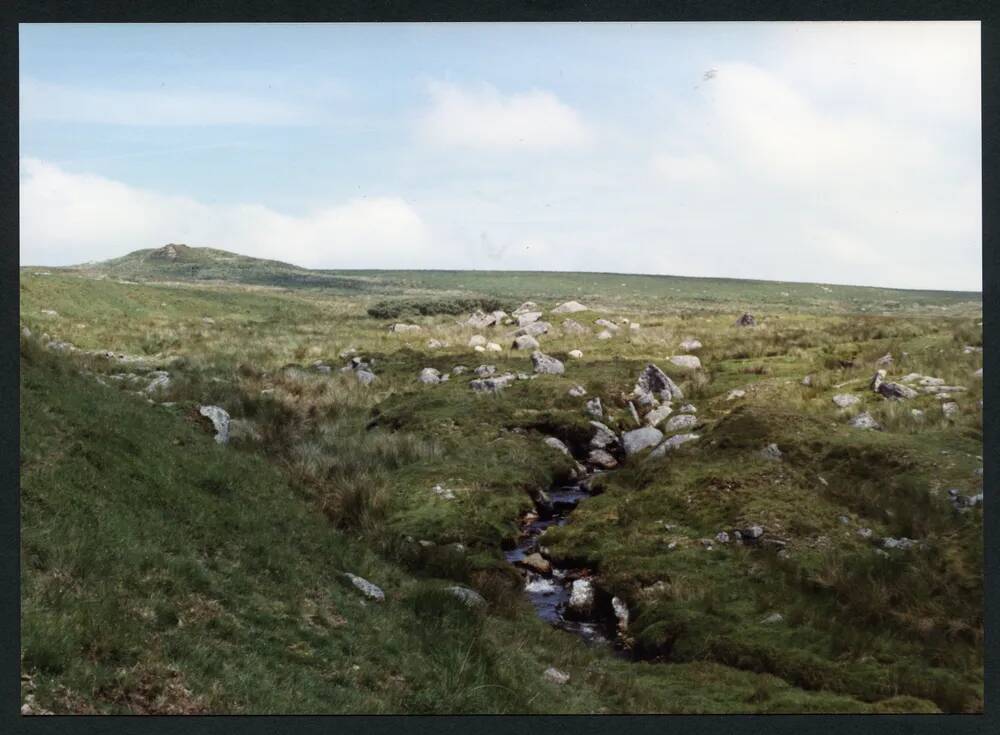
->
<box><xmin>198</xmin><ymin>405</ymin><xmax>230</xmax><ymax>444</ymax></box>
<box><xmin>531</xmin><ymin>351</ymin><xmax>564</xmax><ymax>375</ymax></box>
<box><xmin>634</xmin><ymin>363</ymin><xmax>684</xmax><ymax>402</ymax></box>
<box><xmin>344</xmin><ymin>573</ymin><xmax>385</xmax><ymax>602</ymax></box>
<box><xmin>832</xmin><ymin>393</ymin><xmax>860</xmax><ymax>408</ymax></box>
<box><xmin>552</xmin><ymin>300</ymin><xmax>589</xmax><ymax>314</ymax></box>
<box><xmin>517</xmin><ymin>311</ymin><xmax>543</xmax><ymax>327</ymax></box>
<box><xmin>848</xmin><ymin>412</ymin><xmax>881</xmax><ymax>430</ymax></box>
<box><xmin>663</xmin><ymin>414</ymin><xmax>698</xmax><ymax>433</ymax></box>
<box><xmin>465</xmin><ymin>311</ymin><xmax>495</xmax><ymax>329</ymax></box>
<box><xmin>649</xmin><ymin>433</ymin><xmax>700</xmax><ymax>457</ymax></box>
<box><xmin>645</xmin><ymin>404</ymin><xmax>674</xmax><ymax>427</ymax></box>
<box><xmin>561</xmin><ymin>319</ymin><xmax>587</xmax><ymax>335</ymax></box>
<box><xmin>513</xmin><ymin>335</ymin><xmax>540</xmax><ymax>350</ymax></box>
<box><xmin>623</xmin><ymin>426</ymin><xmax>664</xmax><ymax>455</ymax></box>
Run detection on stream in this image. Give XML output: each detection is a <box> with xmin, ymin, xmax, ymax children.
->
<box><xmin>503</xmin><ymin>475</ymin><xmax>623</xmax><ymax>648</ymax></box>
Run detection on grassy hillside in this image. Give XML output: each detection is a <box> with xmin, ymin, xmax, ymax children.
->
<box><xmin>31</xmin><ymin>244</ymin><xmax>981</xmax><ymax>316</ymax></box>
<box><xmin>19</xmin><ymin>254</ymin><xmax>982</xmax><ymax>713</ymax></box>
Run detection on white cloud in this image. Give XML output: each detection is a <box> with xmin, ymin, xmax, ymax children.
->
<box><xmin>19</xmin><ymin>77</ymin><xmax>313</xmax><ymax>126</ymax></box>
<box><xmin>651</xmin><ymin>153</ymin><xmax>720</xmax><ymax>184</ymax></box>
<box><xmin>19</xmin><ymin>158</ymin><xmax>435</xmax><ymax>268</ymax></box>
<box><xmin>418</xmin><ymin>81</ymin><xmax>592</xmax><ymax>150</ymax></box>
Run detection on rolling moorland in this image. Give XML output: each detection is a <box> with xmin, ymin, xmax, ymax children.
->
<box><xmin>19</xmin><ymin>244</ymin><xmax>983</xmax><ymax>713</ymax></box>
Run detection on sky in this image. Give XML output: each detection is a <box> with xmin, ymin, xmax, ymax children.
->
<box><xmin>19</xmin><ymin>22</ymin><xmax>982</xmax><ymax>290</ymax></box>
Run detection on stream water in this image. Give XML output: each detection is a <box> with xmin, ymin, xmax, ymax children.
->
<box><xmin>503</xmin><ymin>478</ymin><xmax>618</xmax><ymax>646</ymax></box>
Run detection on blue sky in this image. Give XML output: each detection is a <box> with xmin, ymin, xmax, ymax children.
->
<box><xmin>19</xmin><ymin>22</ymin><xmax>981</xmax><ymax>290</ymax></box>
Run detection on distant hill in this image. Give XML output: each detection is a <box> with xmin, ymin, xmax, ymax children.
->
<box><xmin>62</xmin><ymin>243</ymin><xmax>373</xmax><ymax>291</ymax></box>
<box><xmin>30</xmin><ymin>243</ymin><xmax>981</xmax><ymax>315</ymax></box>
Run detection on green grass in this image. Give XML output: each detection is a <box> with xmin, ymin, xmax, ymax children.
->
<box><xmin>19</xmin><ymin>250</ymin><xmax>982</xmax><ymax>713</ymax></box>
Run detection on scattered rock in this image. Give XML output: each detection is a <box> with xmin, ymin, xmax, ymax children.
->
<box><xmin>870</xmin><ymin>370</ymin><xmax>886</xmax><ymax>393</ymax></box>
<box><xmin>588</xmin><ymin>449</ymin><xmax>618</xmax><ymax>469</ymax></box>
<box><xmin>485</xmin><ymin>342</ymin><xmax>502</xmax><ymax>352</ymax></box>
<box><xmin>431</xmin><ymin>484</ymin><xmax>456</xmax><ymax>500</ymax></box>
<box><xmin>911</xmin><ymin>409</ymin><xmax>925</xmax><ymax>420</ymax></box>
<box><xmin>726</xmin><ymin>389</ymin><xmax>746</xmax><ymax>401</ymax></box>
<box><xmin>973</xmin><ymin>368</ymin><xmax>983</xmax><ymax>379</ymax></box>
<box><xmin>942</xmin><ymin>402</ymin><xmax>959</xmax><ymax>418</ymax></box>
<box><xmin>568</xmin><ymin>349</ymin><xmax>584</xmax><ymax>359</ymax></box>
<box><xmin>568</xmin><ymin>385</ymin><xmax>587</xmax><ymax>397</ymax></box>
<box><xmin>679</xmin><ymin>339</ymin><xmax>702</xmax><ymax>352</ymax></box>
<box><xmin>517</xmin><ymin>311</ymin><xmax>543</xmax><ymax>327</ymax></box>
<box><xmin>543</xmin><ymin>437</ymin><xmax>571</xmax><ymax>456</ymax></box>
<box><xmin>679</xmin><ymin>403</ymin><xmax>697</xmax><ymax>414</ymax></box>
<box><xmin>470</xmin><ymin>374</ymin><xmax>516</xmax><ymax>393</ymax></box>
<box><xmin>516</xmin><ymin>321</ymin><xmax>551</xmax><ymax>337</ymax></box>
<box><xmin>521</xmin><ymin>553</ymin><xmax>551</xmax><ymax>575</ymax></box>
<box><xmin>355</xmin><ymin>369</ymin><xmax>376</xmax><ymax>386</ymax></box>
<box><xmin>465</xmin><ymin>311</ymin><xmax>496</xmax><ymax>329</ymax></box>
<box><xmin>543</xmin><ymin>667</ymin><xmax>571</xmax><ymax>685</ymax></box>
<box><xmin>715</xmin><ymin>531</ymin><xmax>731</xmax><ymax>544</ymax></box>
<box><xmin>801</xmin><ymin>375</ymin><xmax>812</xmax><ymax>386</ymax></box>
<box><xmin>452</xmin><ymin>365</ymin><xmax>468</xmax><ymax>375</ymax></box>
<box><xmin>389</xmin><ymin>323</ymin><xmax>422</xmax><ymax>333</ymax></box>
<box><xmin>475</xmin><ymin>364</ymin><xmax>497</xmax><ymax>378</ymax></box>
<box><xmin>589</xmin><ymin>421</ymin><xmax>619</xmax><ymax>449</ymax></box>
<box><xmin>531</xmin><ymin>351</ymin><xmax>565</xmax><ymax>375</ymax></box>
<box><xmin>832</xmin><ymin>393</ymin><xmax>860</xmax><ymax>408</ymax></box>
<box><xmin>40</xmin><ymin>309</ymin><xmax>59</xmax><ymax>317</ymax></box>
<box><xmin>881</xmin><ymin>537</ymin><xmax>919</xmax><ymax>551</ymax></box>
<box><xmin>344</xmin><ymin>573</ymin><xmax>385</xmax><ymax>601</ymax></box>
<box><xmin>644</xmin><ymin>404</ymin><xmax>674</xmax><ymax>427</ymax></box>
<box><xmin>877</xmin><ymin>382</ymin><xmax>919</xmax><ymax>400</ymax></box>
<box><xmin>468</xmin><ymin>335</ymin><xmax>487</xmax><ymax>347</ymax></box>
<box><xmin>622</xmin><ymin>426</ymin><xmax>664</xmax><ymax>455</ymax></box>
<box><xmin>552</xmin><ymin>300</ymin><xmax>589</xmax><ymax>314</ymax></box>
<box><xmin>21</xmin><ymin>326</ymin><xmax>30</xmax><ymax>338</ymax></box>
<box><xmin>427</xmin><ymin>339</ymin><xmax>445</xmax><ymax>349</ymax></box>
<box><xmin>634</xmin><ymin>363</ymin><xmax>684</xmax><ymax>403</ymax></box>
<box><xmin>848</xmin><ymin>412</ymin><xmax>881</xmax><ymax>430</ymax></box>
<box><xmin>962</xmin><ymin>345</ymin><xmax>982</xmax><ymax>354</ymax></box>
<box><xmin>594</xmin><ymin>318</ymin><xmax>620</xmax><ymax>332</ymax></box>
<box><xmin>669</xmin><ymin>355</ymin><xmax>702</xmax><ymax>370</ymax></box>
<box><xmin>627</xmin><ymin>401</ymin><xmax>641</xmax><ymax>426</ymax></box>
<box><xmin>419</xmin><ymin>367</ymin><xmax>442</xmax><ymax>384</ymax></box>
<box><xmin>512</xmin><ymin>302</ymin><xmax>538</xmax><ymax>316</ymax></box>
<box><xmin>743</xmin><ymin>525</ymin><xmax>765</xmax><ymax>540</ymax></box>
<box><xmin>596</xmin><ymin>330</ymin><xmax>613</xmax><ymax>340</ymax></box>
<box><xmin>612</xmin><ymin>597</ymin><xmax>629</xmax><ymax>633</ymax></box>
<box><xmin>761</xmin><ymin>612</ymin><xmax>784</xmax><ymax>625</ymax></box>
<box><xmin>512</xmin><ymin>335</ymin><xmax>540</xmax><ymax>351</ymax></box>
<box><xmin>735</xmin><ymin>312</ymin><xmax>756</xmax><ymax>327</ymax></box>
<box><xmin>663</xmin><ymin>414</ymin><xmax>697</xmax><ymax>433</ymax></box>
<box><xmin>759</xmin><ymin>443</ymin><xmax>782</xmax><ymax>461</ymax></box>
<box><xmin>874</xmin><ymin>353</ymin><xmax>894</xmax><ymax>368</ymax></box>
<box><xmin>198</xmin><ymin>405</ymin><xmax>230</xmax><ymax>444</ymax></box>
<box><xmin>145</xmin><ymin>372</ymin><xmax>171</xmax><ymax>394</ymax></box>
<box><xmin>649</xmin><ymin>433</ymin><xmax>699</xmax><ymax>457</ymax></box>
<box><xmin>585</xmin><ymin>397</ymin><xmax>604</xmax><ymax>418</ymax></box>
<box><xmin>446</xmin><ymin>586</ymin><xmax>486</xmax><ymax>608</ymax></box>
<box><xmin>561</xmin><ymin>319</ymin><xmax>587</xmax><ymax>335</ymax></box>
